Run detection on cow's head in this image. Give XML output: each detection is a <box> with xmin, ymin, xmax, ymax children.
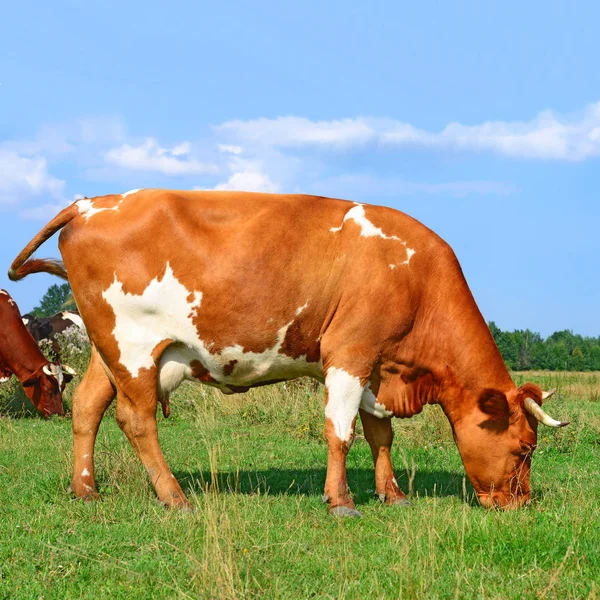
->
<box><xmin>21</xmin><ymin>362</ymin><xmax>76</xmax><ymax>417</ymax></box>
<box><xmin>22</xmin><ymin>314</ymin><xmax>52</xmax><ymax>342</ymax></box>
<box><xmin>452</xmin><ymin>383</ymin><xmax>567</xmax><ymax>509</ymax></box>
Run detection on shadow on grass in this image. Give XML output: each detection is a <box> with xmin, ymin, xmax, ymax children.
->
<box><xmin>173</xmin><ymin>467</ymin><xmax>476</xmax><ymax>506</ymax></box>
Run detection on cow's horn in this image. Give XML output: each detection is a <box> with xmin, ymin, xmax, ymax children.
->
<box><xmin>542</xmin><ymin>388</ymin><xmax>556</xmax><ymax>400</ymax></box>
<box><xmin>523</xmin><ymin>397</ymin><xmax>569</xmax><ymax>428</ymax></box>
<box><xmin>62</xmin><ymin>364</ymin><xmax>77</xmax><ymax>376</ymax></box>
<box><xmin>42</xmin><ymin>364</ymin><xmax>53</xmax><ymax>376</ymax></box>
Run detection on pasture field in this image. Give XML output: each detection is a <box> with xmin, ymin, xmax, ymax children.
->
<box><xmin>1</xmin><ymin>367</ymin><xmax>599</xmax><ymax>599</ymax></box>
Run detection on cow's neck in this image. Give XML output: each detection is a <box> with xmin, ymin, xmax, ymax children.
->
<box><xmin>391</xmin><ymin>270</ymin><xmax>515</xmax><ymax>418</ymax></box>
<box><xmin>1</xmin><ymin>340</ymin><xmax>47</xmax><ymax>383</ymax></box>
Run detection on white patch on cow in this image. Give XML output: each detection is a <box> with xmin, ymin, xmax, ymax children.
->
<box><xmin>76</xmin><ymin>198</ymin><xmax>96</xmax><ymax>216</ymax></box>
<box><xmin>0</xmin><ymin>290</ymin><xmax>14</xmax><ymax>305</ymax></box>
<box><xmin>295</xmin><ymin>301</ymin><xmax>309</xmax><ymax>316</ymax></box>
<box><xmin>77</xmin><ymin>190</ymin><xmax>142</xmax><ymax>221</ymax></box>
<box><xmin>325</xmin><ymin>367</ymin><xmax>364</xmax><ymax>442</ymax></box>
<box><xmin>82</xmin><ymin>454</ymin><xmax>89</xmax><ymax>460</ymax></box>
<box><xmin>330</xmin><ymin>204</ymin><xmax>415</xmax><ymax>264</ymax></box>
<box><xmin>103</xmin><ymin>264</ymin><xmax>203</xmax><ymax>377</ymax></box>
<box><xmin>360</xmin><ymin>384</ymin><xmax>393</xmax><ymax>419</ymax></box>
<box><xmin>22</xmin><ymin>317</ymin><xmax>29</xmax><ymax>325</ymax></box>
<box><xmin>81</xmin><ymin>468</ymin><xmax>90</xmax><ymax>477</ymax></box>
<box><xmin>402</xmin><ymin>248</ymin><xmax>416</xmax><ymax>265</ymax></box>
<box><xmin>103</xmin><ymin>264</ymin><xmax>322</xmax><ymax>394</ymax></box>
<box><xmin>330</xmin><ymin>205</ymin><xmax>400</xmax><ymax>240</ymax></box>
<box><xmin>61</xmin><ymin>312</ymin><xmax>84</xmax><ymax>329</ymax></box>
<box><xmin>0</xmin><ymin>376</ymin><xmax>10</xmax><ymax>383</ymax></box>
<box><xmin>389</xmin><ymin>264</ymin><xmax>396</xmax><ymax>270</ymax></box>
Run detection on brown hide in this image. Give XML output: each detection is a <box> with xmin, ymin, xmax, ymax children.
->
<box><xmin>9</xmin><ymin>190</ymin><xmax>558</xmax><ymax>509</ymax></box>
<box><xmin>0</xmin><ymin>291</ymin><xmax>66</xmax><ymax>416</ymax></box>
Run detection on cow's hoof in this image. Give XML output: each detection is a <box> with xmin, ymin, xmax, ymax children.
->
<box><xmin>68</xmin><ymin>484</ymin><xmax>100</xmax><ymax>502</ymax></box>
<box><xmin>391</xmin><ymin>497</ymin><xmax>412</xmax><ymax>507</ymax></box>
<box><xmin>378</xmin><ymin>492</ymin><xmax>412</xmax><ymax>507</ymax></box>
<box><xmin>329</xmin><ymin>505</ymin><xmax>362</xmax><ymax>518</ymax></box>
<box><xmin>159</xmin><ymin>497</ymin><xmax>195</xmax><ymax>512</ymax></box>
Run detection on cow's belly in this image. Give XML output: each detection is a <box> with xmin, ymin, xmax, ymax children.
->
<box><xmin>158</xmin><ymin>344</ymin><xmax>323</xmax><ymax>396</ymax></box>
<box><xmin>99</xmin><ymin>262</ymin><xmax>323</xmax><ymax>396</ymax></box>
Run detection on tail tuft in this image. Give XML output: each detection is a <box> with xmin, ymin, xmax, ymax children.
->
<box><xmin>8</xmin><ymin>258</ymin><xmax>68</xmax><ymax>281</ymax></box>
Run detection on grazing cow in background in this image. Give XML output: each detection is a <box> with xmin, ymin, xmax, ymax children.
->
<box><xmin>23</xmin><ymin>311</ymin><xmax>85</xmax><ymax>343</ymax></box>
<box><xmin>9</xmin><ymin>189</ymin><xmax>568</xmax><ymax>515</ymax></box>
<box><xmin>0</xmin><ymin>290</ymin><xmax>75</xmax><ymax>417</ymax></box>
<box><xmin>22</xmin><ymin>311</ymin><xmax>85</xmax><ymax>359</ymax></box>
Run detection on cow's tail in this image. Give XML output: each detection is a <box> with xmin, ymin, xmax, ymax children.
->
<box><xmin>8</xmin><ymin>203</ymin><xmax>80</xmax><ymax>282</ymax></box>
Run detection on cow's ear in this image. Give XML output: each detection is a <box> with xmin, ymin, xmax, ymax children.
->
<box><xmin>21</xmin><ymin>376</ymin><xmax>37</xmax><ymax>388</ymax></box>
<box><xmin>478</xmin><ymin>389</ymin><xmax>509</xmax><ymax>421</ymax></box>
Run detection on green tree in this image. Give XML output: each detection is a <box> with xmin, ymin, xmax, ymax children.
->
<box><xmin>488</xmin><ymin>322</ymin><xmax>600</xmax><ymax>371</ymax></box>
<box><xmin>571</xmin><ymin>346</ymin><xmax>585</xmax><ymax>371</ymax></box>
<box><xmin>32</xmin><ymin>283</ymin><xmax>73</xmax><ymax>317</ymax></box>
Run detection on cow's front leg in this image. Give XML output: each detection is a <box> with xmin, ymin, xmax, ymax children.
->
<box><xmin>323</xmin><ymin>367</ymin><xmax>364</xmax><ymax>517</ymax></box>
<box><xmin>70</xmin><ymin>346</ymin><xmax>115</xmax><ymax>500</ymax></box>
<box><xmin>115</xmin><ymin>387</ymin><xmax>191</xmax><ymax>509</ymax></box>
<box><xmin>359</xmin><ymin>409</ymin><xmax>411</xmax><ymax>506</ymax></box>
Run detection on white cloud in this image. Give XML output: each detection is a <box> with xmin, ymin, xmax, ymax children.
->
<box><xmin>216</xmin><ymin>116</ymin><xmax>376</xmax><ymax>149</ymax></box>
<box><xmin>218</xmin><ymin>144</ymin><xmax>243</xmax><ymax>155</ymax></box>
<box><xmin>0</xmin><ymin>150</ymin><xmax>65</xmax><ymax>205</ymax></box>
<box><xmin>213</xmin><ymin>170</ymin><xmax>279</xmax><ymax>193</ymax></box>
<box><xmin>217</xmin><ymin>102</ymin><xmax>600</xmax><ymax>161</ymax></box>
<box><xmin>207</xmin><ymin>151</ymin><xmax>281</xmax><ymax>193</ymax></box>
<box><xmin>21</xmin><ymin>100</ymin><xmax>599</xmax><ymax>219</ymax></box>
<box><xmin>105</xmin><ymin>137</ymin><xmax>218</xmax><ymax>175</ymax></box>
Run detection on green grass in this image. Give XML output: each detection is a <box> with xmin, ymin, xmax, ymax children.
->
<box><xmin>0</xmin><ymin>373</ymin><xmax>599</xmax><ymax>599</ymax></box>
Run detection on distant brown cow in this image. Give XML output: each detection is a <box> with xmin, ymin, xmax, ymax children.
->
<box><xmin>0</xmin><ymin>290</ymin><xmax>75</xmax><ymax>417</ymax></box>
<box><xmin>9</xmin><ymin>189</ymin><xmax>567</xmax><ymax>514</ymax></box>
<box><xmin>22</xmin><ymin>311</ymin><xmax>85</xmax><ymax>343</ymax></box>
<box><xmin>22</xmin><ymin>311</ymin><xmax>85</xmax><ymax>360</ymax></box>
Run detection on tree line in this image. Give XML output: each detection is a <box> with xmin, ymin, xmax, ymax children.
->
<box><xmin>489</xmin><ymin>322</ymin><xmax>600</xmax><ymax>371</ymax></box>
<box><xmin>31</xmin><ymin>284</ymin><xmax>76</xmax><ymax>317</ymax></box>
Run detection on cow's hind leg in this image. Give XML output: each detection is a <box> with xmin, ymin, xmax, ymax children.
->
<box><xmin>114</xmin><ymin>379</ymin><xmax>191</xmax><ymax>509</ymax></box>
<box><xmin>323</xmin><ymin>367</ymin><xmax>364</xmax><ymax>517</ymax></box>
<box><xmin>359</xmin><ymin>409</ymin><xmax>411</xmax><ymax>506</ymax></box>
<box><xmin>70</xmin><ymin>346</ymin><xmax>116</xmax><ymax>500</ymax></box>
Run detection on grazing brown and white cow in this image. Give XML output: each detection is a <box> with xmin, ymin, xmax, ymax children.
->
<box><xmin>22</xmin><ymin>311</ymin><xmax>85</xmax><ymax>343</ymax></box>
<box><xmin>0</xmin><ymin>290</ymin><xmax>75</xmax><ymax>417</ymax></box>
<box><xmin>9</xmin><ymin>189</ymin><xmax>567</xmax><ymax>514</ymax></box>
<box><xmin>22</xmin><ymin>311</ymin><xmax>85</xmax><ymax>360</ymax></box>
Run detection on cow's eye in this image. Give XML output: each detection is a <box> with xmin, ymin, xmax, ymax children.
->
<box><xmin>519</xmin><ymin>441</ymin><xmax>537</xmax><ymax>456</ymax></box>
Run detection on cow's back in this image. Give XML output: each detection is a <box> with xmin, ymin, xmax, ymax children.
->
<box><xmin>59</xmin><ymin>190</ymin><xmax>448</xmax><ymax>389</ymax></box>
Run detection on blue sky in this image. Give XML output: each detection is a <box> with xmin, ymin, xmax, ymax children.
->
<box><xmin>1</xmin><ymin>0</ymin><xmax>598</xmax><ymax>336</ymax></box>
